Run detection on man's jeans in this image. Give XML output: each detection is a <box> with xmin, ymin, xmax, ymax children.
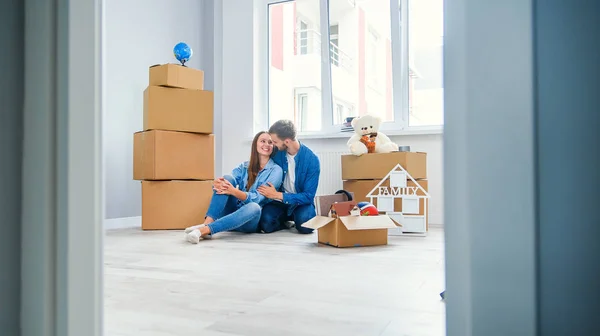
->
<box><xmin>259</xmin><ymin>201</ymin><xmax>316</xmax><ymax>234</ymax></box>
<box><xmin>206</xmin><ymin>175</ymin><xmax>261</xmax><ymax>234</ymax></box>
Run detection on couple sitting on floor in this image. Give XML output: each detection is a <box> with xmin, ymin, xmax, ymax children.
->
<box><xmin>184</xmin><ymin>119</ymin><xmax>320</xmax><ymax>244</ymax></box>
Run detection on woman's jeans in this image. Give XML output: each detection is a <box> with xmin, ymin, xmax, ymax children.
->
<box><xmin>206</xmin><ymin>175</ymin><xmax>261</xmax><ymax>235</ymax></box>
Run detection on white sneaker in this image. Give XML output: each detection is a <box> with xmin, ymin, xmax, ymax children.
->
<box><xmin>184</xmin><ymin>224</ymin><xmax>203</xmax><ymax>233</ymax></box>
<box><xmin>186</xmin><ymin>229</ymin><xmax>202</xmax><ymax>244</ymax></box>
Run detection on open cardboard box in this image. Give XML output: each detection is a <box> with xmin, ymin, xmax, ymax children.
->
<box><xmin>302</xmin><ymin>201</ymin><xmax>399</xmax><ymax>248</ymax></box>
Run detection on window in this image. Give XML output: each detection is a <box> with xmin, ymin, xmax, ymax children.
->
<box><xmin>294</xmin><ymin>88</ymin><xmax>322</xmax><ymax>132</ymax></box>
<box><xmin>333</xmin><ymin>99</ymin><xmax>354</xmax><ymax>125</ymax></box>
<box><xmin>329</xmin><ymin>24</ymin><xmax>339</xmax><ymax>66</ymax></box>
<box><xmin>335</xmin><ymin>103</ymin><xmax>344</xmax><ymax>124</ymax></box>
<box><xmin>330</xmin><ymin>0</ymin><xmax>394</xmax><ymax>124</ymax></box>
<box><xmin>296</xmin><ymin>93</ymin><xmax>309</xmax><ymax>131</ymax></box>
<box><xmin>407</xmin><ymin>0</ymin><xmax>444</xmax><ymax>126</ymax></box>
<box><xmin>367</xmin><ymin>27</ymin><xmax>380</xmax><ymax>89</ymax></box>
<box><xmin>268</xmin><ymin>0</ymin><xmax>322</xmax><ymax>132</ymax></box>
<box><xmin>263</xmin><ymin>0</ymin><xmax>444</xmax><ymax>135</ymax></box>
<box><xmin>297</xmin><ymin>19</ymin><xmax>309</xmax><ymax>55</ymax></box>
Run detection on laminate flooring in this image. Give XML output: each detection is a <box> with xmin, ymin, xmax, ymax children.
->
<box><xmin>104</xmin><ymin>226</ymin><xmax>446</xmax><ymax>336</ymax></box>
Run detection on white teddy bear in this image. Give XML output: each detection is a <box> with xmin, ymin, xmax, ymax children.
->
<box><xmin>346</xmin><ymin>114</ymin><xmax>398</xmax><ymax>156</ymax></box>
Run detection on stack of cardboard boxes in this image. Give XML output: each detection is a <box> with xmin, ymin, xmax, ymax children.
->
<box><xmin>133</xmin><ymin>64</ymin><xmax>215</xmax><ymax>230</ymax></box>
<box><xmin>341</xmin><ymin>151</ymin><xmax>429</xmax><ymax>233</ymax></box>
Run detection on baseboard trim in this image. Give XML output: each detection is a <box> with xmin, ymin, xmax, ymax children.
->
<box><xmin>429</xmin><ymin>212</ymin><xmax>444</xmax><ymax>226</ymax></box>
<box><xmin>104</xmin><ymin>216</ymin><xmax>141</xmax><ymax>230</ymax></box>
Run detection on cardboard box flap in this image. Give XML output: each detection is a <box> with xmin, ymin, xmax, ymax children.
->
<box><xmin>301</xmin><ymin>216</ymin><xmax>336</xmax><ymax>230</ymax></box>
<box><xmin>338</xmin><ymin>215</ymin><xmax>398</xmax><ymax>230</ymax></box>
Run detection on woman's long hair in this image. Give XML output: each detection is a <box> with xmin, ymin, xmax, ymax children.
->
<box><xmin>247</xmin><ymin>131</ymin><xmax>269</xmax><ymax>189</ymax></box>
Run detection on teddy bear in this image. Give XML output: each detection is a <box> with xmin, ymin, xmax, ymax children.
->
<box><xmin>346</xmin><ymin>114</ymin><xmax>398</xmax><ymax>156</ymax></box>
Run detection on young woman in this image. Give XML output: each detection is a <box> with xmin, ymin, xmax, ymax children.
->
<box><xmin>184</xmin><ymin>131</ymin><xmax>283</xmax><ymax>244</ymax></box>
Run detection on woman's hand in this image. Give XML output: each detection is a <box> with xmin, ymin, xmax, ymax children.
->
<box><xmin>212</xmin><ymin>177</ymin><xmax>224</xmax><ymax>191</ymax></box>
<box><xmin>216</xmin><ymin>178</ymin><xmax>235</xmax><ymax>195</ymax></box>
<box><xmin>213</xmin><ymin>177</ymin><xmax>246</xmax><ymax>201</ymax></box>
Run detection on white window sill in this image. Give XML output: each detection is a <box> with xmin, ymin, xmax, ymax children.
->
<box><xmin>246</xmin><ymin>128</ymin><xmax>443</xmax><ymax>142</ymax></box>
<box><xmin>297</xmin><ymin>127</ymin><xmax>443</xmax><ymax>140</ymax></box>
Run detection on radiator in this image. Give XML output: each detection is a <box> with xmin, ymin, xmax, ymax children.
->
<box><xmin>315</xmin><ymin>151</ymin><xmax>349</xmax><ymax>196</ymax></box>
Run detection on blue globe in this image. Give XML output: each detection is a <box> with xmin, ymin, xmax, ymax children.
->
<box><xmin>173</xmin><ymin>42</ymin><xmax>193</xmax><ymax>66</ymax></box>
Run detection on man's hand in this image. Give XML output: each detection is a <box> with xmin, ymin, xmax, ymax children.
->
<box><xmin>257</xmin><ymin>182</ymin><xmax>282</xmax><ymax>200</ymax></box>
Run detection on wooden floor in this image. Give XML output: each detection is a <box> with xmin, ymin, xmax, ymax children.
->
<box><xmin>104</xmin><ymin>226</ymin><xmax>446</xmax><ymax>336</ymax></box>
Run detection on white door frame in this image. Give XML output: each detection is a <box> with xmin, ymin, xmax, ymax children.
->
<box><xmin>17</xmin><ymin>0</ymin><xmax>549</xmax><ymax>335</ymax></box>
<box><xmin>21</xmin><ymin>0</ymin><xmax>103</xmax><ymax>335</ymax></box>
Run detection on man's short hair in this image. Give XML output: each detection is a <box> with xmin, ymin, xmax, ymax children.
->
<box><xmin>269</xmin><ymin>120</ymin><xmax>296</xmax><ymax>141</ymax></box>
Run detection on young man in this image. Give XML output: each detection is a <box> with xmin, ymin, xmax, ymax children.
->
<box><xmin>257</xmin><ymin>120</ymin><xmax>320</xmax><ymax>234</ymax></box>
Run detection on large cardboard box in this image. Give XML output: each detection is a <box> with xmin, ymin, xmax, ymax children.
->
<box><xmin>302</xmin><ymin>201</ymin><xmax>399</xmax><ymax>248</ymax></box>
<box><xmin>143</xmin><ymin>86</ymin><xmax>213</xmax><ymax>134</ymax></box>
<box><xmin>343</xmin><ymin>179</ymin><xmax>429</xmax><ymax>216</ymax></box>
<box><xmin>149</xmin><ymin>64</ymin><xmax>205</xmax><ymax>90</ymax></box>
<box><xmin>341</xmin><ymin>152</ymin><xmax>427</xmax><ymax>180</ymax></box>
<box><xmin>141</xmin><ymin>180</ymin><xmax>213</xmax><ymax>230</ymax></box>
<box><xmin>133</xmin><ymin>130</ymin><xmax>214</xmax><ymax>181</ymax></box>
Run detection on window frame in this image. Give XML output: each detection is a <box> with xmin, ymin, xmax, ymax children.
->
<box><xmin>295</xmin><ymin>91</ymin><xmax>309</xmax><ymax>131</ymax></box>
<box><xmin>329</xmin><ymin>23</ymin><xmax>340</xmax><ymax>67</ymax></box>
<box><xmin>296</xmin><ymin>19</ymin><xmax>309</xmax><ymax>55</ymax></box>
<box><xmin>256</xmin><ymin>0</ymin><xmax>443</xmax><ymax>137</ymax></box>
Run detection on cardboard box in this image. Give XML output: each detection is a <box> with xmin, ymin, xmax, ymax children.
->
<box><xmin>149</xmin><ymin>64</ymin><xmax>204</xmax><ymax>90</ymax></box>
<box><xmin>133</xmin><ymin>130</ymin><xmax>214</xmax><ymax>181</ymax></box>
<box><xmin>302</xmin><ymin>201</ymin><xmax>399</xmax><ymax>248</ymax></box>
<box><xmin>341</xmin><ymin>152</ymin><xmax>427</xmax><ymax>180</ymax></box>
<box><xmin>144</xmin><ymin>86</ymin><xmax>213</xmax><ymax>134</ymax></box>
<box><xmin>141</xmin><ymin>180</ymin><xmax>213</xmax><ymax>230</ymax></box>
<box><xmin>343</xmin><ymin>179</ymin><xmax>429</xmax><ymax>216</ymax></box>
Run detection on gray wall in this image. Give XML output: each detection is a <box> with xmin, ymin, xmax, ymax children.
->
<box><xmin>103</xmin><ymin>0</ymin><xmax>204</xmax><ymax>219</ymax></box>
<box><xmin>0</xmin><ymin>0</ymin><xmax>24</xmax><ymax>332</ymax></box>
<box><xmin>535</xmin><ymin>1</ymin><xmax>600</xmax><ymax>334</ymax></box>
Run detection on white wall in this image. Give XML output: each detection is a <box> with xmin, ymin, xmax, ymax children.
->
<box><xmin>103</xmin><ymin>0</ymin><xmax>203</xmax><ymax>219</ymax></box>
<box><xmin>220</xmin><ymin>0</ymin><xmax>256</xmax><ymax>178</ymax></box>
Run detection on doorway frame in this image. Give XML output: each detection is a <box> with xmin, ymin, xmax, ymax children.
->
<box><xmin>21</xmin><ymin>0</ymin><xmax>104</xmax><ymax>335</ymax></box>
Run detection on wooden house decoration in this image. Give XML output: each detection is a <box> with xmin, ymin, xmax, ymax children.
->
<box><xmin>365</xmin><ymin>163</ymin><xmax>430</xmax><ymax>235</ymax></box>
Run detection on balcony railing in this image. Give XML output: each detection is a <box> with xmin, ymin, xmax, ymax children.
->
<box><xmin>296</xmin><ymin>29</ymin><xmax>353</xmax><ymax>72</ymax></box>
